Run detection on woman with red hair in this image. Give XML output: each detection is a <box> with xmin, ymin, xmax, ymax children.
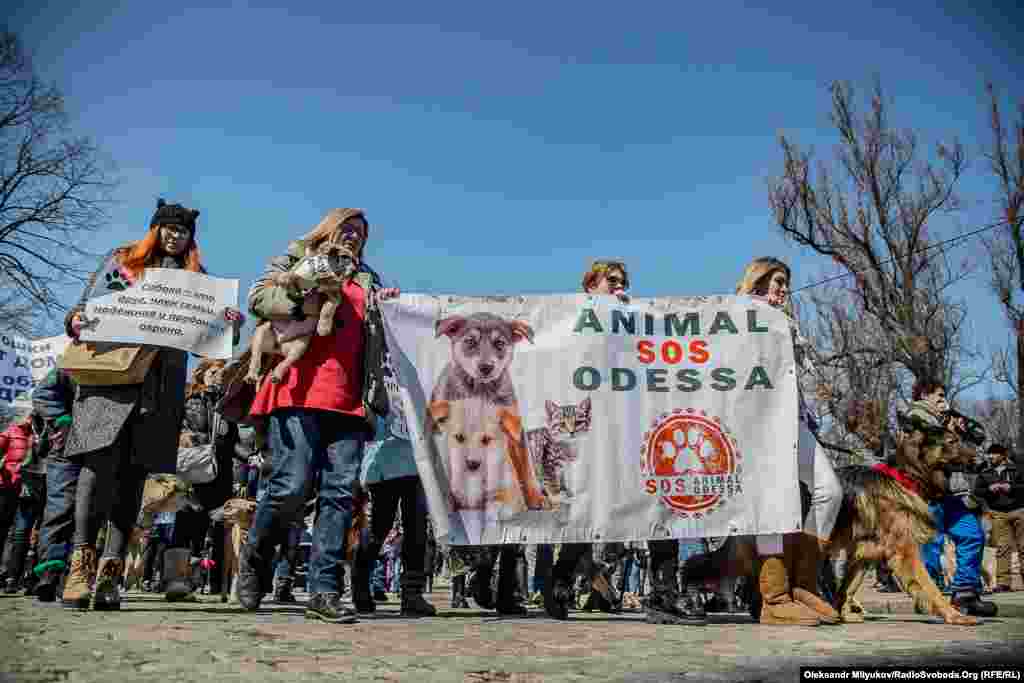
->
<box><xmin>57</xmin><ymin>199</ymin><xmax>242</xmax><ymax>610</ymax></box>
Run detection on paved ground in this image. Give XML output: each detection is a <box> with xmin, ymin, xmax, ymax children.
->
<box><xmin>2</xmin><ymin>583</ymin><xmax>1023</xmax><ymax>683</ymax></box>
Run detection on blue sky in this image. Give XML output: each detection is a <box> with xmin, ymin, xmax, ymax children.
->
<box><xmin>8</xmin><ymin>1</ymin><xmax>1024</xmax><ymax>398</ymax></box>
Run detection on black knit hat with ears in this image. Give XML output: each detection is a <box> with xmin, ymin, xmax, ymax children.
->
<box><xmin>150</xmin><ymin>198</ymin><xmax>200</xmax><ymax>234</ymax></box>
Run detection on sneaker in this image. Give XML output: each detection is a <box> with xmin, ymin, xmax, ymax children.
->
<box><xmin>992</xmin><ymin>584</ymin><xmax>1013</xmax><ymax>594</ymax></box>
<box><xmin>372</xmin><ymin>589</ymin><xmax>388</xmax><ymax>603</ymax></box>
<box><xmin>4</xmin><ymin>578</ymin><xmax>19</xmax><ymax>594</ymax></box>
<box><xmin>305</xmin><ymin>593</ymin><xmax>358</xmax><ymax>624</ymax></box>
<box><xmin>951</xmin><ymin>592</ymin><xmax>998</xmax><ymax>618</ymax></box>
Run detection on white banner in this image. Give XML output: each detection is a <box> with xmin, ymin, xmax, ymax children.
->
<box><xmin>382</xmin><ymin>293</ymin><xmax>802</xmax><ymax>546</ymax></box>
<box><xmin>79</xmin><ymin>268</ymin><xmax>238</xmax><ymax>359</ymax></box>
<box><xmin>0</xmin><ymin>334</ymin><xmax>72</xmax><ymax>408</ymax></box>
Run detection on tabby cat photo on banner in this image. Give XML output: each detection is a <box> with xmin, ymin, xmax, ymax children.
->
<box><xmin>380</xmin><ymin>294</ymin><xmax>802</xmax><ymax>546</ymax></box>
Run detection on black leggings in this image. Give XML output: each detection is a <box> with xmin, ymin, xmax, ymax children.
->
<box><xmin>72</xmin><ymin>428</ymin><xmax>147</xmax><ymax>560</ymax></box>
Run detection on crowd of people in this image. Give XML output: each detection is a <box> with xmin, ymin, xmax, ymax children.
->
<box><xmin>0</xmin><ymin>201</ymin><xmax>1021</xmax><ymax>628</ymax></box>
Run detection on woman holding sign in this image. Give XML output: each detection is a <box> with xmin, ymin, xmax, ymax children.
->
<box><xmin>544</xmin><ymin>260</ymin><xmax>707</xmax><ymax>626</ymax></box>
<box><xmin>736</xmin><ymin>256</ymin><xmax>842</xmax><ymax>626</ymax></box>
<box><xmin>57</xmin><ymin>200</ymin><xmax>242</xmax><ymax>610</ymax></box>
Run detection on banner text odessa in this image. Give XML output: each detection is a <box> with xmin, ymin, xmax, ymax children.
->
<box><xmin>570</xmin><ymin>306</ymin><xmax>776</xmax><ymax>393</ymax></box>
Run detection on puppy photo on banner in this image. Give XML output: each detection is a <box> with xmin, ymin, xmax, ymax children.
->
<box><xmin>380</xmin><ymin>293</ymin><xmax>802</xmax><ymax>546</ymax></box>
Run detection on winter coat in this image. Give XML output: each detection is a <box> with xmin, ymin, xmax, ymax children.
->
<box><xmin>975</xmin><ymin>462</ymin><xmax>1024</xmax><ymax>513</ymax></box>
<box><xmin>32</xmin><ymin>368</ymin><xmax>76</xmax><ymax>422</ymax></box>
<box><xmin>0</xmin><ymin>422</ymin><xmax>32</xmax><ymax>489</ymax></box>
<box><xmin>361</xmin><ymin>414</ymin><xmax>419</xmax><ymax>486</ymax></box>
<box><xmin>246</xmin><ymin>238</ymin><xmax>389</xmax><ymax>434</ymax></box>
<box><xmin>31</xmin><ymin>368</ymin><xmax>77</xmax><ymax>468</ymax></box>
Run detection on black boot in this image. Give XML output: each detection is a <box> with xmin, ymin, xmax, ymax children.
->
<box><xmin>468</xmin><ymin>565</ymin><xmax>494</xmax><ymax>610</ymax></box>
<box><xmin>400</xmin><ymin>570</ymin><xmax>437</xmax><ymax>618</ymax></box>
<box><xmin>543</xmin><ymin>576</ymin><xmax>573</xmax><ymax>620</ymax></box>
<box><xmin>35</xmin><ymin>569</ymin><xmax>60</xmax><ymax>603</ymax></box>
<box><xmin>351</xmin><ymin>556</ymin><xmax>375</xmax><ymax>614</ymax></box>
<box><xmin>645</xmin><ymin>560</ymin><xmax>707</xmax><ymax>625</ymax></box>
<box><xmin>952</xmin><ymin>591</ymin><xmax>998</xmax><ymax>618</ymax></box>
<box><xmin>274</xmin><ymin>576</ymin><xmax>296</xmax><ymax>604</ymax></box>
<box><xmin>495</xmin><ymin>548</ymin><xmax>527</xmax><ymax>616</ymax></box>
<box><xmin>451</xmin><ymin>574</ymin><xmax>470</xmax><ymax>608</ymax></box>
<box><xmin>237</xmin><ymin>544</ymin><xmax>267</xmax><ymax>611</ymax></box>
<box><xmin>3</xmin><ymin>540</ymin><xmax>28</xmax><ymax>595</ymax></box>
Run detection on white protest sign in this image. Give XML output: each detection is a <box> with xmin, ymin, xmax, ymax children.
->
<box><xmin>382</xmin><ymin>293</ymin><xmax>802</xmax><ymax>546</ymax></box>
<box><xmin>79</xmin><ymin>268</ymin><xmax>238</xmax><ymax>359</ymax></box>
<box><xmin>0</xmin><ymin>333</ymin><xmax>72</xmax><ymax>408</ymax></box>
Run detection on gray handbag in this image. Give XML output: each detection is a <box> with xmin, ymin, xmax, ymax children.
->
<box><xmin>176</xmin><ymin>412</ymin><xmax>221</xmax><ymax>485</ymax></box>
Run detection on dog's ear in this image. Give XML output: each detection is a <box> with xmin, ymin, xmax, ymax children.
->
<box><xmin>426</xmin><ymin>400</ymin><xmax>450</xmax><ymax>433</ymax></box>
<box><xmin>497</xmin><ymin>408</ymin><xmax>523</xmax><ymax>443</ymax></box>
<box><xmin>436</xmin><ymin>316</ymin><xmax>467</xmax><ymax>339</ymax></box>
<box><xmin>509</xmin><ymin>320</ymin><xmax>535</xmax><ymax>345</ymax></box>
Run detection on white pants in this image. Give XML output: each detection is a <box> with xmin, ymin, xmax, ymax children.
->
<box><xmin>756</xmin><ymin>412</ymin><xmax>843</xmax><ymax>555</ymax></box>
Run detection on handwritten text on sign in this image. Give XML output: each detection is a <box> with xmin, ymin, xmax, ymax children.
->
<box><xmin>79</xmin><ymin>269</ymin><xmax>238</xmax><ymax>359</ymax></box>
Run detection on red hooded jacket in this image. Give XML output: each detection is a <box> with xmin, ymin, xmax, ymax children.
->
<box><xmin>0</xmin><ymin>421</ymin><xmax>32</xmax><ymax>489</ymax></box>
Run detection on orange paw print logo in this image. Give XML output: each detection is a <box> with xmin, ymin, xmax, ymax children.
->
<box><xmin>641</xmin><ymin>409</ymin><xmax>742</xmax><ymax>518</ymax></box>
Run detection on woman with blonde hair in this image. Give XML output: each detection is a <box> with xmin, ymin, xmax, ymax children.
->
<box><xmin>736</xmin><ymin>256</ymin><xmax>842</xmax><ymax>626</ymax></box>
<box><xmin>237</xmin><ymin>208</ymin><xmax>398</xmax><ymax>623</ymax></box>
<box><xmin>59</xmin><ymin>200</ymin><xmax>242</xmax><ymax>610</ymax></box>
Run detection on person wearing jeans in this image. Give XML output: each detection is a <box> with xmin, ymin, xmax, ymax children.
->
<box><xmin>238</xmin><ymin>208</ymin><xmax>397</xmax><ymax>623</ymax></box>
<box><xmin>31</xmin><ymin>369</ymin><xmax>77</xmax><ymax>602</ymax></box>
<box><xmin>902</xmin><ymin>380</ymin><xmax>996</xmax><ymax>618</ymax></box>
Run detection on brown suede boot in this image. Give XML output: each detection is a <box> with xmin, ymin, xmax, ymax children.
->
<box><xmin>788</xmin><ymin>534</ymin><xmax>840</xmax><ymax>624</ymax></box>
<box><xmin>62</xmin><ymin>545</ymin><xmax>97</xmax><ymax>609</ymax></box>
<box><xmin>758</xmin><ymin>555</ymin><xmax>820</xmax><ymax>626</ymax></box>
<box><xmin>94</xmin><ymin>557</ymin><xmax>124</xmax><ymax>611</ymax></box>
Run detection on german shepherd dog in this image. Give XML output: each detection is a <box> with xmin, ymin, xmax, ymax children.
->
<box><xmin>679</xmin><ymin>463</ymin><xmax>977</xmax><ymax>626</ymax></box>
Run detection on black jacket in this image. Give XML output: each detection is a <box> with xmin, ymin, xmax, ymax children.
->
<box><xmin>974</xmin><ymin>462</ymin><xmax>1024</xmax><ymax>512</ymax></box>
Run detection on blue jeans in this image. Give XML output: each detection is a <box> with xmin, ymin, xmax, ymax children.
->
<box><xmin>371</xmin><ymin>557</ymin><xmax>387</xmax><ymax>594</ymax></box>
<box><xmin>247</xmin><ymin>409</ymin><xmax>366</xmax><ymax>595</ymax></box>
<box><xmin>920</xmin><ymin>495</ymin><xmax>985</xmax><ymax>594</ymax></box>
<box><xmin>38</xmin><ymin>455</ymin><xmax>82</xmax><ymax>564</ymax></box>
<box><xmin>627</xmin><ymin>556</ymin><xmax>641</xmax><ymax>593</ymax></box>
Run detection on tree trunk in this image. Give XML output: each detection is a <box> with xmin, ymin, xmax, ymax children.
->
<box><xmin>1016</xmin><ymin>319</ymin><xmax>1024</xmax><ymax>451</ymax></box>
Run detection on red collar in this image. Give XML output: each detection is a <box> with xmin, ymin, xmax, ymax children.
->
<box><xmin>872</xmin><ymin>463</ymin><xmax>922</xmax><ymax>496</ymax></box>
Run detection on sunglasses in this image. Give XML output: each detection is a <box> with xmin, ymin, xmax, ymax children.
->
<box><xmin>340</xmin><ymin>223</ymin><xmax>366</xmax><ymax>239</ymax></box>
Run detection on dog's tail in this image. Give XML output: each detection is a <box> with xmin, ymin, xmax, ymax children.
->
<box><xmin>835</xmin><ymin>466</ymin><xmax>935</xmax><ymax>546</ymax></box>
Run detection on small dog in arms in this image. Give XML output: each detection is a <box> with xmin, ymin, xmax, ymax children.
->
<box><xmin>246</xmin><ymin>243</ymin><xmax>357</xmax><ymax>385</ymax></box>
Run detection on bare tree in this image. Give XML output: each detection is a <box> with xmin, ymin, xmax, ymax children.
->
<box><xmin>769</xmin><ymin>79</ymin><xmax>988</xmax><ymax>458</ymax></box>
<box><xmin>972</xmin><ymin>395</ymin><xmax>1018</xmax><ymax>451</ymax></box>
<box><xmin>0</xmin><ymin>29</ymin><xmax>116</xmax><ymax>336</ymax></box>
<box><xmin>980</xmin><ymin>83</ymin><xmax>1024</xmax><ymax>448</ymax></box>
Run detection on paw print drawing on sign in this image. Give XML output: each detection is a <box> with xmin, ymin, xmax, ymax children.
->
<box><xmin>105</xmin><ymin>269</ymin><xmax>129</xmax><ymax>291</ymax></box>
